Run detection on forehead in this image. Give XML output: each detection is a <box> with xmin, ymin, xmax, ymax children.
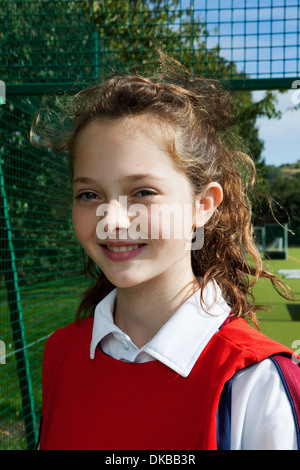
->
<box><xmin>71</xmin><ymin>117</ymin><xmax>194</xmax><ymax>198</ymax></box>
<box><xmin>72</xmin><ymin>116</ymin><xmax>180</xmax><ymax>172</ymax></box>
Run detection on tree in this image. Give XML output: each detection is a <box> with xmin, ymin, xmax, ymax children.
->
<box><xmin>80</xmin><ymin>0</ymin><xmax>283</xmax><ymax>224</ymax></box>
<box><xmin>79</xmin><ymin>0</ymin><xmax>281</xmax><ymax>171</ymax></box>
<box><xmin>1</xmin><ymin>0</ymin><xmax>287</xmax><ymax>286</ymax></box>
<box><xmin>264</xmin><ymin>165</ymin><xmax>300</xmax><ymax>245</ymax></box>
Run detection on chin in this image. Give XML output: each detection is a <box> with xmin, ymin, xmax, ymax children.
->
<box><xmin>104</xmin><ymin>271</ymin><xmax>147</xmax><ymax>289</ymax></box>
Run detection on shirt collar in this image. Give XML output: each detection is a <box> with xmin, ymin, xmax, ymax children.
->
<box><xmin>90</xmin><ymin>280</ymin><xmax>231</xmax><ymax>377</ymax></box>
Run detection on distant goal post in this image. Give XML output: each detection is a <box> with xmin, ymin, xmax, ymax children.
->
<box><xmin>254</xmin><ymin>223</ymin><xmax>288</xmax><ymax>260</ymax></box>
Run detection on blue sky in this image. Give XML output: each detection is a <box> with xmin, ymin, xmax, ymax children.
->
<box><xmin>191</xmin><ymin>0</ymin><xmax>300</xmax><ymax>167</ymax></box>
<box><xmin>192</xmin><ymin>0</ymin><xmax>300</xmax><ymax>80</ymax></box>
<box><xmin>253</xmin><ymin>89</ymin><xmax>300</xmax><ymax>167</ymax></box>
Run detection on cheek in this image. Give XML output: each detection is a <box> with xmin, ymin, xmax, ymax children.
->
<box><xmin>149</xmin><ymin>204</ymin><xmax>193</xmax><ymax>241</ymax></box>
<box><xmin>72</xmin><ymin>206</ymin><xmax>96</xmax><ymax>243</ymax></box>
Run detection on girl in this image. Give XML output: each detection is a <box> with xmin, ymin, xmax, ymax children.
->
<box><xmin>32</xmin><ymin>55</ymin><xmax>299</xmax><ymax>450</ymax></box>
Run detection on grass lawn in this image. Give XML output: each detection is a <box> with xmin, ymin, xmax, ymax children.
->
<box><xmin>252</xmin><ymin>247</ymin><xmax>300</xmax><ymax>349</ymax></box>
<box><xmin>0</xmin><ymin>276</ymin><xmax>89</xmax><ymax>449</ymax></box>
<box><xmin>1</xmin><ymin>249</ymin><xmax>299</xmax><ymax>449</ymax></box>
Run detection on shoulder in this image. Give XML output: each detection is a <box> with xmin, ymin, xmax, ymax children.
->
<box><xmin>231</xmin><ymin>358</ymin><xmax>298</xmax><ymax>449</ymax></box>
<box><xmin>44</xmin><ymin>317</ymin><xmax>94</xmax><ymax>358</ymax></box>
<box><xmin>217</xmin><ymin>318</ymin><xmax>294</xmax><ymax>361</ymax></box>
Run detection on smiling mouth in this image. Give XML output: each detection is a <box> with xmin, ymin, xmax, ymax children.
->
<box><xmin>105</xmin><ymin>243</ymin><xmax>146</xmax><ymax>252</ymax></box>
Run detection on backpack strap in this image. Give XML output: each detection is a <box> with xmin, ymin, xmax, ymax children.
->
<box><xmin>217</xmin><ymin>354</ymin><xmax>300</xmax><ymax>450</ymax></box>
<box><xmin>216</xmin><ymin>378</ymin><xmax>232</xmax><ymax>450</ymax></box>
<box><xmin>217</xmin><ymin>317</ymin><xmax>300</xmax><ymax>449</ymax></box>
<box><xmin>216</xmin><ymin>316</ymin><xmax>234</xmax><ymax>450</ymax></box>
<box><xmin>270</xmin><ymin>354</ymin><xmax>300</xmax><ymax>449</ymax></box>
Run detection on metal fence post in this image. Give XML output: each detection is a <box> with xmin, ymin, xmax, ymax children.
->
<box><xmin>0</xmin><ymin>156</ymin><xmax>38</xmax><ymax>449</ymax></box>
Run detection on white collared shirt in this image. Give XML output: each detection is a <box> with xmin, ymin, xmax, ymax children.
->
<box><xmin>90</xmin><ymin>282</ymin><xmax>297</xmax><ymax>450</ymax></box>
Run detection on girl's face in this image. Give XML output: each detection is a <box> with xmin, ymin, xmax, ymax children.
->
<box><xmin>72</xmin><ymin>118</ymin><xmax>201</xmax><ymax>288</ymax></box>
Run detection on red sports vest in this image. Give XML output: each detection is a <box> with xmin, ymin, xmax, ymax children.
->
<box><xmin>39</xmin><ymin>317</ymin><xmax>294</xmax><ymax>450</ymax></box>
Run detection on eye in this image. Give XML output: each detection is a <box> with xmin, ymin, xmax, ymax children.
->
<box><xmin>75</xmin><ymin>191</ymin><xmax>100</xmax><ymax>201</ymax></box>
<box><xmin>135</xmin><ymin>189</ymin><xmax>157</xmax><ymax>198</ymax></box>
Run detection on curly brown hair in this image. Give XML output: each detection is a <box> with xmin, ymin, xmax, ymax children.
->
<box><xmin>31</xmin><ymin>53</ymin><xmax>293</xmax><ymax>328</ymax></box>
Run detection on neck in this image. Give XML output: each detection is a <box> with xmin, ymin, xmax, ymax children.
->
<box><xmin>113</xmin><ymin>268</ymin><xmax>200</xmax><ymax>349</ymax></box>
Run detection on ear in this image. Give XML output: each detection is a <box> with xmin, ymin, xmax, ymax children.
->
<box><xmin>193</xmin><ymin>182</ymin><xmax>223</xmax><ymax>228</ymax></box>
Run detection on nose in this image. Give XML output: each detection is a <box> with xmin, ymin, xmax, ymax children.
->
<box><xmin>96</xmin><ymin>196</ymin><xmax>131</xmax><ymax>240</ymax></box>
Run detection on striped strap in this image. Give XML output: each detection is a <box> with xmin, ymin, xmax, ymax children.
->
<box><xmin>217</xmin><ymin>354</ymin><xmax>300</xmax><ymax>450</ymax></box>
<box><xmin>270</xmin><ymin>354</ymin><xmax>300</xmax><ymax>449</ymax></box>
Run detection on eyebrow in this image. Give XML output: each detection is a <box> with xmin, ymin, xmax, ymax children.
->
<box><xmin>72</xmin><ymin>174</ymin><xmax>167</xmax><ymax>185</ymax></box>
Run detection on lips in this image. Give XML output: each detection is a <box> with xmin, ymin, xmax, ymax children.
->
<box><xmin>99</xmin><ymin>242</ymin><xmax>147</xmax><ymax>261</ymax></box>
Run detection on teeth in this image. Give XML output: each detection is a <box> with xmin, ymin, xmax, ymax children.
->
<box><xmin>106</xmin><ymin>244</ymin><xmax>144</xmax><ymax>252</ymax></box>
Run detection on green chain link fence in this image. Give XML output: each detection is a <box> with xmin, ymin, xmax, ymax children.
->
<box><xmin>0</xmin><ymin>95</ymin><xmax>88</xmax><ymax>449</ymax></box>
<box><xmin>1</xmin><ymin>0</ymin><xmax>299</xmax><ymax>450</ymax></box>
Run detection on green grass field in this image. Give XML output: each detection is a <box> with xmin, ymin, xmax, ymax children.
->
<box><xmin>0</xmin><ymin>276</ymin><xmax>89</xmax><ymax>450</ymax></box>
<box><xmin>1</xmin><ymin>249</ymin><xmax>299</xmax><ymax>449</ymax></box>
<box><xmin>252</xmin><ymin>247</ymin><xmax>300</xmax><ymax>349</ymax></box>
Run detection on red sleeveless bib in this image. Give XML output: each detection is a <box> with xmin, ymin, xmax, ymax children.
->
<box><xmin>39</xmin><ymin>317</ymin><xmax>294</xmax><ymax>450</ymax></box>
